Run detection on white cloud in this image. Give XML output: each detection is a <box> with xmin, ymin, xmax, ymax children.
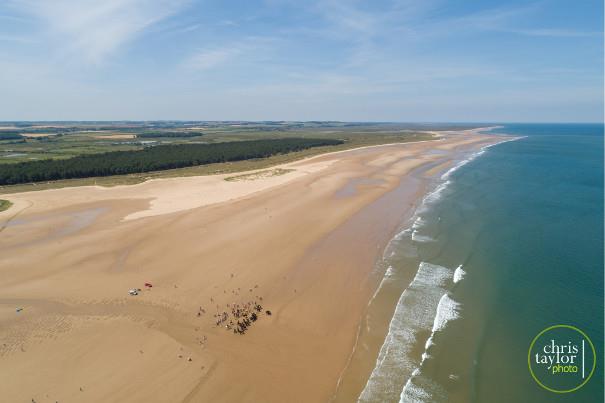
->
<box><xmin>10</xmin><ymin>0</ymin><xmax>190</xmax><ymax>63</ymax></box>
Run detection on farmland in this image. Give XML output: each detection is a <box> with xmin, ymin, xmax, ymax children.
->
<box><xmin>0</xmin><ymin>121</ymin><xmax>457</xmax><ymax>192</ymax></box>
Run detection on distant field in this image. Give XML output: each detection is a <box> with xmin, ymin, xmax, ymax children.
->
<box><xmin>0</xmin><ymin>121</ymin><xmax>469</xmax><ymax>165</ymax></box>
<box><xmin>0</xmin><ymin>121</ymin><xmax>449</xmax><ymax>193</ymax></box>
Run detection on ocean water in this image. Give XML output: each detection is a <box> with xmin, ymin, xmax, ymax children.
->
<box><xmin>360</xmin><ymin>124</ymin><xmax>604</xmax><ymax>402</ymax></box>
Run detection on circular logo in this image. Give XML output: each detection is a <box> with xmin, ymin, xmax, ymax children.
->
<box><xmin>528</xmin><ymin>325</ymin><xmax>596</xmax><ymax>393</ymax></box>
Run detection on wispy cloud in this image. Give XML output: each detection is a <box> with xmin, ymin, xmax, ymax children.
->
<box><xmin>0</xmin><ymin>0</ymin><xmax>601</xmax><ymax>121</ymax></box>
<box><xmin>437</xmin><ymin>4</ymin><xmax>602</xmax><ymax>38</ymax></box>
<box><xmin>313</xmin><ymin>0</ymin><xmax>379</xmax><ymax>36</ymax></box>
<box><xmin>500</xmin><ymin>28</ymin><xmax>601</xmax><ymax>38</ymax></box>
<box><xmin>10</xmin><ymin>0</ymin><xmax>190</xmax><ymax>63</ymax></box>
<box><xmin>184</xmin><ymin>47</ymin><xmax>242</xmax><ymax>71</ymax></box>
<box><xmin>183</xmin><ymin>36</ymin><xmax>277</xmax><ymax>72</ymax></box>
<box><xmin>309</xmin><ymin>1</ymin><xmax>600</xmax><ymax>56</ymax></box>
<box><xmin>176</xmin><ymin>23</ymin><xmax>201</xmax><ymax>34</ymax></box>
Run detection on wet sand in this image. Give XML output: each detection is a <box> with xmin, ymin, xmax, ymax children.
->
<box><xmin>0</xmin><ymin>129</ymin><xmax>510</xmax><ymax>403</ymax></box>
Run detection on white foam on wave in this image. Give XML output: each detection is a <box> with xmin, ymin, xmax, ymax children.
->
<box><xmin>432</xmin><ymin>293</ymin><xmax>461</xmax><ymax>332</ymax></box>
<box><xmin>424</xmin><ymin>137</ymin><xmax>523</xmax><ymax>211</ymax></box>
<box><xmin>393</xmin><ymin>212</ymin><xmax>427</xmax><ymax>241</ymax></box>
<box><xmin>368</xmin><ymin>265</ymin><xmax>396</xmax><ymax>308</ymax></box>
<box><xmin>411</xmin><ymin>229</ymin><xmax>434</xmax><ymax>243</ymax></box>
<box><xmin>440</xmin><ymin>145</ymin><xmax>490</xmax><ymax>181</ymax></box>
<box><xmin>400</xmin><ymin>377</ymin><xmax>432</xmax><ymax>403</ymax></box>
<box><xmin>358</xmin><ymin>262</ymin><xmax>452</xmax><ymax>402</ymax></box>
<box><xmin>363</xmin><ymin>136</ymin><xmax>524</xmax><ymax>402</ymax></box>
<box><xmin>393</xmin><ymin>140</ymin><xmax>491</xmax><ymax>243</ymax></box>
<box><xmin>400</xmin><ymin>375</ymin><xmax>446</xmax><ymax>403</ymax></box>
<box><xmin>422</xmin><ymin>181</ymin><xmax>451</xmax><ymax>206</ymax></box>
<box><xmin>394</xmin><ymin>227</ymin><xmax>412</xmax><ymax>240</ymax></box>
<box><xmin>399</xmin><ymin>293</ymin><xmax>462</xmax><ymax>402</ymax></box>
<box><xmin>412</xmin><ymin>216</ymin><xmax>426</xmax><ymax>229</ymax></box>
<box><xmin>440</xmin><ymin>135</ymin><xmax>523</xmax><ymax>182</ymax></box>
<box><xmin>453</xmin><ymin>265</ymin><xmax>466</xmax><ymax>284</ymax></box>
<box><xmin>441</xmin><ymin>158</ymin><xmax>472</xmax><ymax>181</ymax></box>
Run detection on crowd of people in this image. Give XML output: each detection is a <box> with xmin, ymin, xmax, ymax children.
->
<box><xmin>211</xmin><ymin>299</ymin><xmax>268</xmax><ymax>335</ymax></box>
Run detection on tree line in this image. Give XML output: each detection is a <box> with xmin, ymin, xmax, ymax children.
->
<box><xmin>0</xmin><ymin>138</ymin><xmax>343</xmax><ymax>185</ymax></box>
<box><xmin>136</xmin><ymin>131</ymin><xmax>203</xmax><ymax>138</ymax></box>
<box><xmin>0</xmin><ymin>132</ymin><xmax>24</xmax><ymax>140</ymax></box>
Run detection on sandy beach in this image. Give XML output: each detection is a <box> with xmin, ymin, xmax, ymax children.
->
<box><xmin>0</xmin><ymin>129</ymin><xmax>510</xmax><ymax>403</ymax></box>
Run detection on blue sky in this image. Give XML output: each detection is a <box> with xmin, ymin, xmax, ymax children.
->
<box><xmin>0</xmin><ymin>0</ymin><xmax>602</xmax><ymax>121</ymax></box>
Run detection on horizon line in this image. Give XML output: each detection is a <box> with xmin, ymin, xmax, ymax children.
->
<box><xmin>0</xmin><ymin>120</ymin><xmax>603</xmax><ymax>124</ymax></box>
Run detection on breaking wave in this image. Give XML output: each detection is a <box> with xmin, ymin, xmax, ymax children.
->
<box><xmin>359</xmin><ymin>136</ymin><xmax>520</xmax><ymax>402</ymax></box>
<box><xmin>453</xmin><ymin>265</ymin><xmax>466</xmax><ymax>284</ymax></box>
<box><xmin>358</xmin><ymin>263</ymin><xmax>453</xmax><ymax>402</ymax></box>
<box><xmin>399</xmin><ymin>293</ymin><xmax>462</xmax><ymax>403</ymax></box>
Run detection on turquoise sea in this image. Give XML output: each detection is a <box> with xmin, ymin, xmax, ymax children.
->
<box><xmin>360</xmin><ymin>124</ymin><xmax>603</xmax><ymax>402</ymax></box>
